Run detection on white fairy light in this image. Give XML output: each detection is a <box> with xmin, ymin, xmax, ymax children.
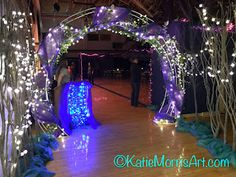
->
<box><xmin>28</xmin><ymin>120</ymin><xmax>32</xmax><ymax>125</ymax></box>
<box><xmin>13</xmin><ymin>129</ymin><xmax>19</xmax><ymax>134</ymax></box>
<box><xmin>16</xmin><ymin>140</ymin><xmax>21</xmax><ymax>145</ymax></box>
<box><xmin>230</xmin><ymin>71</ymin><xmax>234</xmax><ymax>75</ymax></box>
<box><xmin>13</xmin><ymin>163</ymin><xmax>17</xmax><ymax>168</ymax></box>
<box><xmin>16</xmin><ymin>44</ymin><xmax>21</xmax><ymax>49</ymax></box>
<box><xmin>231</xmin><ymin>63</ymin><xmax>235</xmax><ymax>67</ymax></box>
<box><xmin>18</xmin><ymin>130</ymin><xmax>24</xmax><ymax>136</ymax></box>
<box><xmin>18</xmin><ymin>19</ymin><xmax>24</xmax><ymax>23</ymax></box>
<box><xmin>7</xmin><ymin>87</ymin><xmax>12</xmax><ymax>92</ymax></box>
<box><xmin>14</xmin><ymin>89</ymin><xmax>20</xmax><ymax>94</ymax></box>
<box><xmin>202</xmin><ymin>8</ymin><xmax>207</xmax><ymax>16</ymax></box>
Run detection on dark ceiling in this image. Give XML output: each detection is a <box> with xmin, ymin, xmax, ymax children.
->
<box><xmin>39</xmin><ymin>0</ymin><xmax>198</xmax><ymax>24</ymax></box>
<box><xmin>39</xmin><ymin>0</ymin><xmax>235</xmax><ymax>25</ymax></box>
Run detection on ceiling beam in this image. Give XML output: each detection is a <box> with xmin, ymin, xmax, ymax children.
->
<box><xmin>72</xmin><ymin>0</ymin><xmax>94</xmax><ymax>6</ymax></box>
<box><xmin>41</xmin><ymin>13</ymin><xmax>71</xmax><ymax>18</ymax></box>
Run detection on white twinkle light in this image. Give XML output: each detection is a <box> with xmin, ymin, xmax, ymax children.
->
<box><xmin>18</xmin><ymin>130</ymin><xmax>24</xmax><ymax>136</ymax></box>
<box><xmin>7</xmin><ymin>87</ymin><xmax>12</xmax><ymax>92</ymax></box>
<box><xmin>14</xmin><ymin>89</ymin><xmax>20</xmax><ymax>94</ymax></box>
<box><xmin>202</xmin><ymin>9</ymin><xmax>207</xmax><ymax>16</ymax></box>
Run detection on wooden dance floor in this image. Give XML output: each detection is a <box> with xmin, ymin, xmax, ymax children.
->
<box><xmin>47</xmin><ymin>79</ymin><xmax>236</xmax><ymax>177</ymax></box>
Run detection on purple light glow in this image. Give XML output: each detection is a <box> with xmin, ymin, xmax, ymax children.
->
<box><xmin>59</xmin><ymin>81</ymin><xmax>100</xmax><ymax>130</ymax></box>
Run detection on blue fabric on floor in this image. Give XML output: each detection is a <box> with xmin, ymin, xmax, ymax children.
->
<box><xmin>147</xmin><ymin>104</ymin><xmax>158</xmax><ymax>112</ymax></box>
<box><xmin>22</xmin><ymin>133</ymin><xmax>59</xmax><ymax>177</ymax></box>
<box><xmin>176</xmin><ymin>117</ymin><xmax>236</xmax><ymax>167</ymax></box>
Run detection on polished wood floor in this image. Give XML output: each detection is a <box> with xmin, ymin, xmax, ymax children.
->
<box><xmin>47</xmin><ymin>79</ymin><xmax>236</xmax><ymax>177</ymax></box>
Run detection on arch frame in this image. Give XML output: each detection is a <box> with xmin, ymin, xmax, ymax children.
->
<box><xmin>36</xmin><ymin>6</ymin><xmax>187</xmax><ymax>133</ymax></box>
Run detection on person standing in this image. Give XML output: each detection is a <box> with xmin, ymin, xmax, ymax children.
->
<box><xmin>88</xmin><ymin>62</ymin><xmax>94</xmax><ymax>85</ymax></box>
<box><xmin>71</xmin><ymin>62</ymin><xmax>77</xmax><ymax>81</ymax></box>
<box><xmin>57</xmin><ymin>61</ymin><xmax>71</xmax><ymax>86</ymax></box>
<box><xmin>130</xmin><ymin>58</ymin><xmax>141</xmax><ymax>107</ymax></box>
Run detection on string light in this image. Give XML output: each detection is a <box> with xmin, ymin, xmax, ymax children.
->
<box><xmin>0</xmin><ymin>8</ymin><xmax>37</xmax><ymax>176</ymax></box>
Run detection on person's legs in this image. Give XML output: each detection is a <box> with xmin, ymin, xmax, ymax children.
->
<box><xmin>133</xmin><ymin>82</ymin><xmax>140</xmax><ymax>107</ymax></box>
<box><xmin>131</xmin><ymin>83</ymin><xmax>135</xmax><ymax>106</ymax></box>
<box><xmin>72</xmin><ymin>72</ymin><xmax>77</xmax><ymax>81</ymax></box>
<box><xmin>88</xmin><ymin>74</ymin><xmax>91</xmax><ymax>83</ymax></box>
<box><xmin>91</xmin><ymin>73</ymin><xmax>94</xmax><ymax>85</ymax></box>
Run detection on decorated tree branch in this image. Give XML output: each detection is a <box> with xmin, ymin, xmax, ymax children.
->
<box><xmin>197</xmin><ymin>2</ymin><xmax>236</xmax><ymax>150</ymax></box>
<box><xmin>0</xmin><ymin>0</ymin><xmax>36</xmax><ymax>176</ymax></box>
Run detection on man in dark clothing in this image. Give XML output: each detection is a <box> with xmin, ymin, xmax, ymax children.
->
<box><xmin>130</xmin><ymin>58</ymin><xmax>141</xmax><ymax>107</ymax></box>
<box><xmin>88</xmin><ymin>62</ymin><xmax>95</xmax><ymax>85</ymax></box>
<box><xmin>71</xmin><ymin>62</ymin><xmax>77</xmax><ymax>81</ymax></box>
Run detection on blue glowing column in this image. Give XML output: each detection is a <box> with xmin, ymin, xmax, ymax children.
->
<box><xmin>59</xmin><ymin>81</ymin><xmax>100</xmax><ymax>130</ymax></box>
<box><xmin>65</xmin><ymin>81</ymin><xmax>96</xmax><ymax>129</ymax></box>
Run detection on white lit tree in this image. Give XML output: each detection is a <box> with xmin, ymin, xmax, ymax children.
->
<box><xmin>197</xmin><ymin>1</ymin><xmax>236</xmax><ymax>150</ymax></box>
<box><xmin>0</xmin><ymin>0</ymin><xmax>36</xmax><ymax>176</ymax></box>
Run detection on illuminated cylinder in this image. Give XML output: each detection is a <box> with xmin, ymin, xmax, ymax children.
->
<box><xmin>59</xmin><ymin>81</ymin><xmax>99</xmax><ymax>129</ymax></box>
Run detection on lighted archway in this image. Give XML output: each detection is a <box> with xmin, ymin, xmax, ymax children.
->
<box><xmin>36</xmin><ymin>6</ymin><xmax>187</xmax><ymax>134</ymax></box>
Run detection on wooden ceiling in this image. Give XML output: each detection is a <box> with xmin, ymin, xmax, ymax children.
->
<box><xmin>38</xmin><ymin>0</ymin><xmax>233</xmax><ymax>31</ymax></box>
<box><xmin>39</xmin><ymin>0</ymin><xmax>199</xmax><ymax>24</ymax></box>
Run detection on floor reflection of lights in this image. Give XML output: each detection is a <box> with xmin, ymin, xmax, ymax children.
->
<box><xmin>155</xmin><ymin>123</ymin><xmax>176</xmax><ymax>134</ymax></box>
<box><xmin>59</xmin><ymin>133</ymin><xmax>90</xmax><ymax>168</ymax></box>
<box><xmin>176</xmin><ymin>148</ymin><xmax>185</xmax><ymax>176</ymax></box>
<box><xmin>94</xmin><ymin>96</ymin><xmax>108</xmax><ymax>102</ymax></box>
